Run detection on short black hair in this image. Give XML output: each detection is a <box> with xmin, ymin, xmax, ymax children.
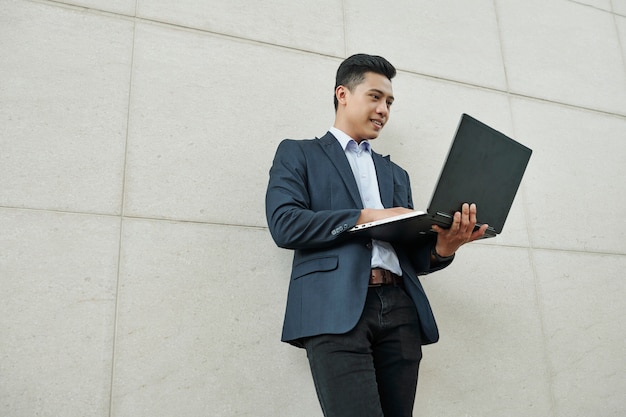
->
<box><xmin>334</xmin><ymin>54</ymin><xmax>396</xmax><ymax>110</ymax></box>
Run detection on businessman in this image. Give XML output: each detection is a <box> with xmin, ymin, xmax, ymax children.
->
<box><xmin>265</xmin><ymin>54</ymin><xmax>487</xmax><ymax>417</ymax></box>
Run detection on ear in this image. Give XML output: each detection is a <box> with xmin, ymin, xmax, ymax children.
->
<box><xmin>335</xmin><ymin>85</ymin><xmax>349</xmax><ymax>107</ymax></box>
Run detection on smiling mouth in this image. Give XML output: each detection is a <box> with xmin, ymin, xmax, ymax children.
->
<box><xmin>371</xmin><ymin>120</ymin><xmax>383</xmax><ymax>128</ymax></box>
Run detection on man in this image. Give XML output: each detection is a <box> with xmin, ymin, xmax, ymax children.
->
<box><xmin>265</xmin><ymin>54</ymin><xmax>487</xmax><ymax>417</ymax></box>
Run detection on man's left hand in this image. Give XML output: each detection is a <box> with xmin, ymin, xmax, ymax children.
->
<box><xmin>431</xmin><ymin>203</ymin><xmax>488</xmax><ymax>257</ymax></box>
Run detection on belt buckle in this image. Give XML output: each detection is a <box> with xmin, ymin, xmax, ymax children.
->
<box><xmin>369</xmin><ymin>268</ymin><xmax>386</xmax><ymax>287</ymax></box>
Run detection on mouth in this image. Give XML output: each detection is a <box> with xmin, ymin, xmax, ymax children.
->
<box><xmin>371</xmin><ymin>119</ymin><xmax>384</xmax><ymax>129</ymax></box>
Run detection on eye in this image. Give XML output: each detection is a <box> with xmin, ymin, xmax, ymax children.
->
<box><xmin>387</xmin><ymin>100</ymin><xmax>393</xmax><ymax>107</ymax></box>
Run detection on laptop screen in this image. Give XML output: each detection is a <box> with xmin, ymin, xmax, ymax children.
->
<box><xmin>427</xmin><ymin>114</ymin><xmax>532</xmax><ymax>233</ymax></box>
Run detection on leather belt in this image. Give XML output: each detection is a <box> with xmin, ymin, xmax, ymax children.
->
<box><xmin>369</xmin><ymin>268</ymin><xmax>402</xmax><ymax>287</ymax></box>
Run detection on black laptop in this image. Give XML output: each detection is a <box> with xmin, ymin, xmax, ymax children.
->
<box><xmin>349</xmin><ymin>113</ymin><xmax>532</xmax><ymax>241</ymax></box>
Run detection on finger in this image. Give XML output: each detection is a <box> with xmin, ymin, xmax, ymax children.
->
<box><xmin>464</xmin><ymin>203</ymin><xmax>478</xmax><ymax>235</ymax></box>
<box><xmin>469</xmin><ymin>223</ymin><xmax>489</xmax><ymax>241</ymax></box>
<box><xmin>459</xmin><ymin>203</ymin><xmax>471</xmax><ymax>234</ymax></box>
<box><xmin>469</xmin><ymin>203</ymin><xmax>478</xmax><ymax>225</ymax></box>
<box><xmin>450</xmin><ymin>210</ymin><xmax>462</xmax><ymax>231</ymax></box>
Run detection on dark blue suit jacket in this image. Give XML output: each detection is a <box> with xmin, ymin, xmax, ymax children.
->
<box><xmin>265</xmin><ymin>132</ymin><xmax>451</xmax><ymax>347</ymax></box>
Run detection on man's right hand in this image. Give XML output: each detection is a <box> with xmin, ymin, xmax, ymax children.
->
<box><xmin>356</xmin><ymin>207</ymin><xmax>414</xmax><ymax>225</ymax></box>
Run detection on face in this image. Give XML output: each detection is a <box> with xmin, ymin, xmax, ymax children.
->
<box><xmin>334</xmin><ymin>71</ymin><xmax>395</xmax><ymax>142</ymax></box>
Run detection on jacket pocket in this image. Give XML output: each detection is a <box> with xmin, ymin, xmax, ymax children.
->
<box><xmin>292</xmin><ymin>256</ymin><xmax>338</xmax><ymax>280</ymax></box>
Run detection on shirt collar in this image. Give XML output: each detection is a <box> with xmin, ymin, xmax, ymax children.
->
<box><xmin>329</xmin><ymin>127</ymin><xmax>371</xmax><ymax>152</ymax></box>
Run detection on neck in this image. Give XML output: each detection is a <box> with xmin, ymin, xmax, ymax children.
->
<box><xmin>333</xmin><ymin>121</ymin><xmax>365</xmax><ymax>144</ymax></box>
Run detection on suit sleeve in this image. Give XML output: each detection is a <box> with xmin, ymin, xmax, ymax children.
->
<box><xmin>265</xmin><ymin>139</ymin><xmax>362</xmax><ymax>250</ymax></box>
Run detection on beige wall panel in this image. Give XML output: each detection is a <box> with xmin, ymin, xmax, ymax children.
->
<box><xmin>616</xmin><ymin>14</ymin><xmax>626</xmax><ymax>62</ymax></box>
<box><xmin>416</xmin><ymin>244</ymin><xmax>552</xmax><ymax>417</ymax></box>
<box><xmin>511</xmin><ymin>97</ymin><xmax>626</xmax><ymax>253</ymax></box>
<box><xmin>344</xmin><ymin>0</ymin><xmax>507</xmax><ymax>90</ymax></box>
<box><xmin>124</xmin><ymin>22</ymin><xmax>338</xmax><ymax>226</ymax></box>
<box><xmin>46</xmin><ymin>0</ymin><xmax>137</xmax><ymax>15</ymax></box>
<box><xmin>533</xmin><ymin>249</ymin><xmax>626</xmax><ymax>417</ymax></box>
<box><xmin>111</xmin><ymin>219</ymin><xmax>320</xmax><ymax>416</ymax></box>
<box><xmin>0</xmin><ymin>0</ymin><xmax>133</xmax><ymax>214</ymax></box>
<box><xmin>572</xmin><ymin>0</ymin><xmax>613</xmax><ymax>10</ymax></box>
<box><xmin>497</xmin><ymin>0</ymin><xmax>626</xmax><ymax>114</ymax></box>
<box><xmin>0</xmin><ymin>208</ymin><xmax>120</xmax><ymax>417</ymax></box>
<box><xmin>614</xmin><ymin>1</ymin><xmax>626</xmax><ymax>15</ymax></box>
<box><xmin>136</xmin><ymin>0</ymin><xmax>344</xmax><ymax>57</ymax></box>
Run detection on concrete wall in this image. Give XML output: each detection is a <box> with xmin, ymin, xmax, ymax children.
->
<box><xmin>1</xmin><ymin>0</ymin><xmax>625</xmax><ymax>416</ymax></box>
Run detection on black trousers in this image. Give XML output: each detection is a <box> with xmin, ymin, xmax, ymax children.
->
<box><xmin>302</xmin><ymin>285</ymin><xmax>423</xmax><ymax>417</ymax></box>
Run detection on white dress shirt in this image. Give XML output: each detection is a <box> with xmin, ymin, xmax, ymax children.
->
<box><xmin>330</xmin><ymin>127</ymin><xmax>402</xmax><ymax>276</ymax></box>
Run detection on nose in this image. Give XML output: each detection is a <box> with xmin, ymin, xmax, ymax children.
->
<box><xmin>376</xmin><ymin>101</ymin><xmax>389</xmax><ymax>117</ymax></box>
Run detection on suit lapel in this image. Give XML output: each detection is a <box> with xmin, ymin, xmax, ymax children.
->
<box><xmin>372</xmin><ymin>152</ymin><xmax>393</xmax><ymax>208</ymax></box>
<box><xmin>318</xmin><ymin>132</ymin><xmax>363</xmax><ymax>209</ymax></box>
